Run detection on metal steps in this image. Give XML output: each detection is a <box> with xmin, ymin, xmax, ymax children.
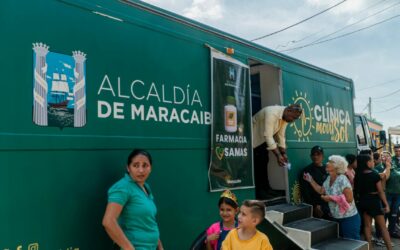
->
<box><xmin>265</xmin><ymin>202</ymin><xmax>368</xmax><ymax>250</ymax></box>
<box><xmin>312</xmin><ymin>238</ymin><xmax>369</xmax><ymax>250</ymax></box>
<box><xmin>284</xmin><ymin>218</ymin><xmax>338</xmax><ymax>247</ymax></box>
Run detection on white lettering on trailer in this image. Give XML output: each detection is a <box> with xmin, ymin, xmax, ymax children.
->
<box><xmin>118</xmin><ymin>77</ymin><xmax>129</xmax><ymax>99</ymax></box>
<box><xmin>113</xmin><ymin>102</ymin><xmax>125</xmax><ymax>119</ymax></box>
<box><xmin>180</xmin><ymin>109</ymin><xmax>189</xmax><ymax>123</ymax></box>
<box><xmin>98</xmin><ymin>75</ymin><xmax>116</xmax><ymax>96</ymax></box>
<box><xmin>98</xmin><ymin>75</ymin><xmax>203</xmax><ymax>107</ymax></box>
<box><xmin>215</xmin><ymin>134</ymin><xmax>248</xmax><ymax>144</ymax></box>
<box><xmin>130</xmin><ymin>80</ymin><xmax>145</xmax><ymax>100</ymax></box>
<box><xmin>159</xmin><ymin>107</ymin><xmax>169</xmax><ymax>122</ymax></box>
<box><xmin>127</xmin><ymin>104</ymin><xmax>211</xmax><ymax>125</ymax></box>
<box><xmin>97</xmin><ymin>75</ymin><xmax>209</xmax><ymax>126</ymax></box>
<box><xmin>314</xmin><ymin>104</ymin><xmax>351</xmax><ymax>125</ymax></box>
<box><xmin>97</xmin><ymin>100</ymin><xmax>125</xmax><ymax>119</ymax></box>
<box><xmin>174</xmin><ymin>86</ymin><xmax>185</xmax><ymax>104</ymax></box>
<box><xmin>147</xmin><ymin>83</ymin><xmax>161</xmax><ymax>102</ymax></box>
<box><xmin>131</xmin><ymin>104</ymin><xmax>144</xmax><ymax>120</ymax></box>
<box><xmin>98</xmin><ymin>100</ymin><xmax>111</xmax><ymax>118</ymax></box>
<box><xmin>146</xmin><ymin>106</ymin><xmax>158</xmax><ymax>121</ymax></box>
<box><xmin>161</xmin><ymin>85</ymin><xmax>172</xmax><ymax>104</ymax></box>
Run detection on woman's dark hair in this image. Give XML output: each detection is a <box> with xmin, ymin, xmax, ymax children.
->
<box><xmin>218</xmin><ymin>197</ymin><xmax>238</xmax><ymax>209</ymax></box>
<box><xmin>127</xmin><ymin>149</ymin><xmax>152</xmax><ymax>165</ymax></box>
<box><xmin>356</xmin><ymin>154</ymin><xmax>371</xmax><ymax>172</ymax></box>
<box><xmin>373</xmin><ymin>152</ymin><xmax>380</xmax><ymax>161</ymax></box>
<box><xmin>359</xmin><ymin>149</ymin><xmax>372</xmax><ymax>155</ymax></box>
<box><xmin>345</xmin><ymin>154</ymin><xmax>356</xmax><ymax>165</ymax></box>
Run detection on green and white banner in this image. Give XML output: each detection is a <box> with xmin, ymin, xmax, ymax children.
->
<box><xmin>208</xmin><ymin>48</ymin><xmax>254</xmax><ymax>191</ymax></box>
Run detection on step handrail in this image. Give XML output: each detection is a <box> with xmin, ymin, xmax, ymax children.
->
<box><xmin>273</xmin><ymin>221</ymin><xmax>288</xmax><ymax>234</ymax></box>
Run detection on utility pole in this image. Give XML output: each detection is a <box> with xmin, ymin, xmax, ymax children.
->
<box><xmin>368</xmin><ymin>97</ymin><xmax>372</xmax><ymax>119</ymax></box>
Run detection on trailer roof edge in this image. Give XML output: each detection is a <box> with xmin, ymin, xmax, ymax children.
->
<box><xmin>120</xmin><ymin>0</ymin><xmax>353</xmax><ymax>84</ymax></box>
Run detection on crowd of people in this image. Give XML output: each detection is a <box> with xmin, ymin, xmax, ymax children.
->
<box><xmin>300</xmin><ymin>145</ymin><xmax>400</xmax><ymax>249</ymax></box>
<box><xmin>101</xmin><ymin>104</ymin><xmax>304</xmax><ymax>250</ymax></box>
<box><xmin>100</xmin><ymin>146</ymin><xmax>400</xmax><ymax>250</ymax></box>
<box><xmin>102</xmin><ymin>149</ymin><xmax>273</xmax><ymax>250</ymax></box>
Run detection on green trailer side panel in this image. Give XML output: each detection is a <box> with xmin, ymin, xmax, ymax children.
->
<box><xmin>1</xmin><ymin>0</ymin><xmax>212</xmax><ymax>145</ymax></box>
<box><xmin>0</xmin><ymin>0</ymin><xmax>358</xmax><ymax>249</ymax></box>
<box><xmin>282</xmin><ymin>71</ymin><xmax>356</xmax><ymax>202</ymax></box>
<box><xmin>284</xmin><ymin>71</ymin><xmax>355</xmax><ymax>146</ymax></box>
<box><xmin>0</xmin><ymin>1</ymin><xmax>255</xmax><ymax>249</ymax></box>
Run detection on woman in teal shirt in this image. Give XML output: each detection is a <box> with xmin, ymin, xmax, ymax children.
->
<box><xmin>103</xmin><ymin>149</ymin><xmax>164</xmax><ymax>250</ymax></box>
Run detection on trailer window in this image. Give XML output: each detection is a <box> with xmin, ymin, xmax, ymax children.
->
<box><xmin>355</xmin><ymin>116</ymin><xmax>367</xmax><ymax>145</ymax></box>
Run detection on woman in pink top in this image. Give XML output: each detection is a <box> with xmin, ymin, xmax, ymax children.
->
<box><xmin>345</xmin><ymin>154</ymin><xmax>357</xmax><ymax>188</ymax></box>
<box><xmin>206</xmin><ymin>190</ymin><xmax>239</xmax><ymax>250</ymax></box>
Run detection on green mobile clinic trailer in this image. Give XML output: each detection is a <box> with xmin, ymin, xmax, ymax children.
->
<box><xmin>1</xmin><ymin>0</ymin><xmax>370</xmax><ymax>249</ymax></box>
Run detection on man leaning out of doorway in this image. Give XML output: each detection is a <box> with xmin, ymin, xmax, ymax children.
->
<box><xmin>252</xmin><ymin>104</ymin><xmax>302</xmax><ymax>200</ymax></box>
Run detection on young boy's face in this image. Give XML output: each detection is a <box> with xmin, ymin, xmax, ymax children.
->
<box><xmin>238</xmin><ymin>205</ymin><xmax>258</xmax><ymax>229</ymax></box>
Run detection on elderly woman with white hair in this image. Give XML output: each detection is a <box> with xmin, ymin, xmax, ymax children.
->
<box><xmin>304</xmin><ymin>155</ymin><xmax>361</xmax><ymax>240</ymax></box>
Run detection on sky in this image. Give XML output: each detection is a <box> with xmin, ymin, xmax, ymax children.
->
<box><xmin>141</xmin><ymin>0</ymin><xmax>400</xmax><ymax>131</ymax></box>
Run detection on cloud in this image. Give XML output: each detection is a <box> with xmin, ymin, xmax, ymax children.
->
<box><xmin>142</xmin><ymin>0</ymin><xmax>399</xmax><ymax>127</ymax></box>
<box><xmin>63</xmin><ymin>63</ymin><xmax>72</xmax><ymax>69</ymax></box>
<box><xmin>60</xmin><ymin>61</ymin><xmax>72</xmax><ymax>69</ymax></box>
<box><xmin>183</xmin><ymin>0</ymin><xmax>223</xmax><ymax>21</ymax></box>
<box><xmin>306</xmin><ymin>0</ymin><xmax>366</xmax><ymax>14</ymax></box>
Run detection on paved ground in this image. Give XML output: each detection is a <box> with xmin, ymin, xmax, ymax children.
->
<box><xmin>372</xmin><ymin>237</ymin><xmax>400</xmax><ymax>249</ymax></box>
<box><xmin>370</xmin><ymin>225</ymin><xmax>400</xmax><ymax>249</ymax></box>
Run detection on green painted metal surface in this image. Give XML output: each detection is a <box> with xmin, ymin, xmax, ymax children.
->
<box><xmin>0</xmin><ymin>0</ymin><xmax>357</xmax><ymax>249</ymax></box>
<box><xmin>282</xmin><ymin>72</ymin><xmax>356</xmax><ymax>202</ymax></box>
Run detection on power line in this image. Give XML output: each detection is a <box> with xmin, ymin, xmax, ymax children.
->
<box><xmin>372</xmin><ymin>87</ymin><xmax>400</xmax><ymax>99</ymax></box>
<box><xmin>351</xmin><ymin>0</ymin><xmax>391</xmax><ymax>18</ymax></box>
<box><xmin>251</xmin><ymin>0</ymin><xmax>348</xmax><ymax>41</ymax></box>
<box><xmin>279</xmin><ymin>13</ymin><xmax>400</xmax><ymax>52</ymax></box>
<box><xmin>374</xmin><ymin>103</ymin><xmax>400</xmax><ymax>113</ymax></box>
<box><xmin>362</xmin><ymin>103</ymin><xmax>369</xmax><ymax>112</ymax></box>
<box><xmin>373</xmin><ymin>98</ymin><xmax>400</xmax><ymax>104</ymax></box>
<box><xmin>358</xmin><ymin>78</ymin><xmax>400</xmax><ymax>91</ymax></box>
<box><xmin>275</xmin><ymin>29</ymin><xmax>323</xmax><ymax>50</ymax></box>
<box><xmin>372</xmin><ymin>101</ymin><xmax>385</xmax><ymax>110</ymax></box>
<box><xmin>300</xmin><ymin>1</ymin><xmax>400</xmax><ymax>48</ymax></box>
<box><xmin>361</xmin><ymin>0</ymin><xmax>391</xmax><ymax>12</ymax></box>
<box><xmin>275</xmin><ymin>0</ymin><xmax>391</xmax><ymax>49</ymax></box>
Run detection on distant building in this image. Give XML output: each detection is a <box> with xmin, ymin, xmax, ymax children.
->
<box><xmin>367</xmin><ymin>117</ymin><xmax>384</xmax><ymax>151</ymax></box>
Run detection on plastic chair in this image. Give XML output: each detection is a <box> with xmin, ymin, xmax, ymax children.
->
<box><xmin>190</xmin><ymin>229</ymin><xmax>207</xmax><ymax>250</ymax></box>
